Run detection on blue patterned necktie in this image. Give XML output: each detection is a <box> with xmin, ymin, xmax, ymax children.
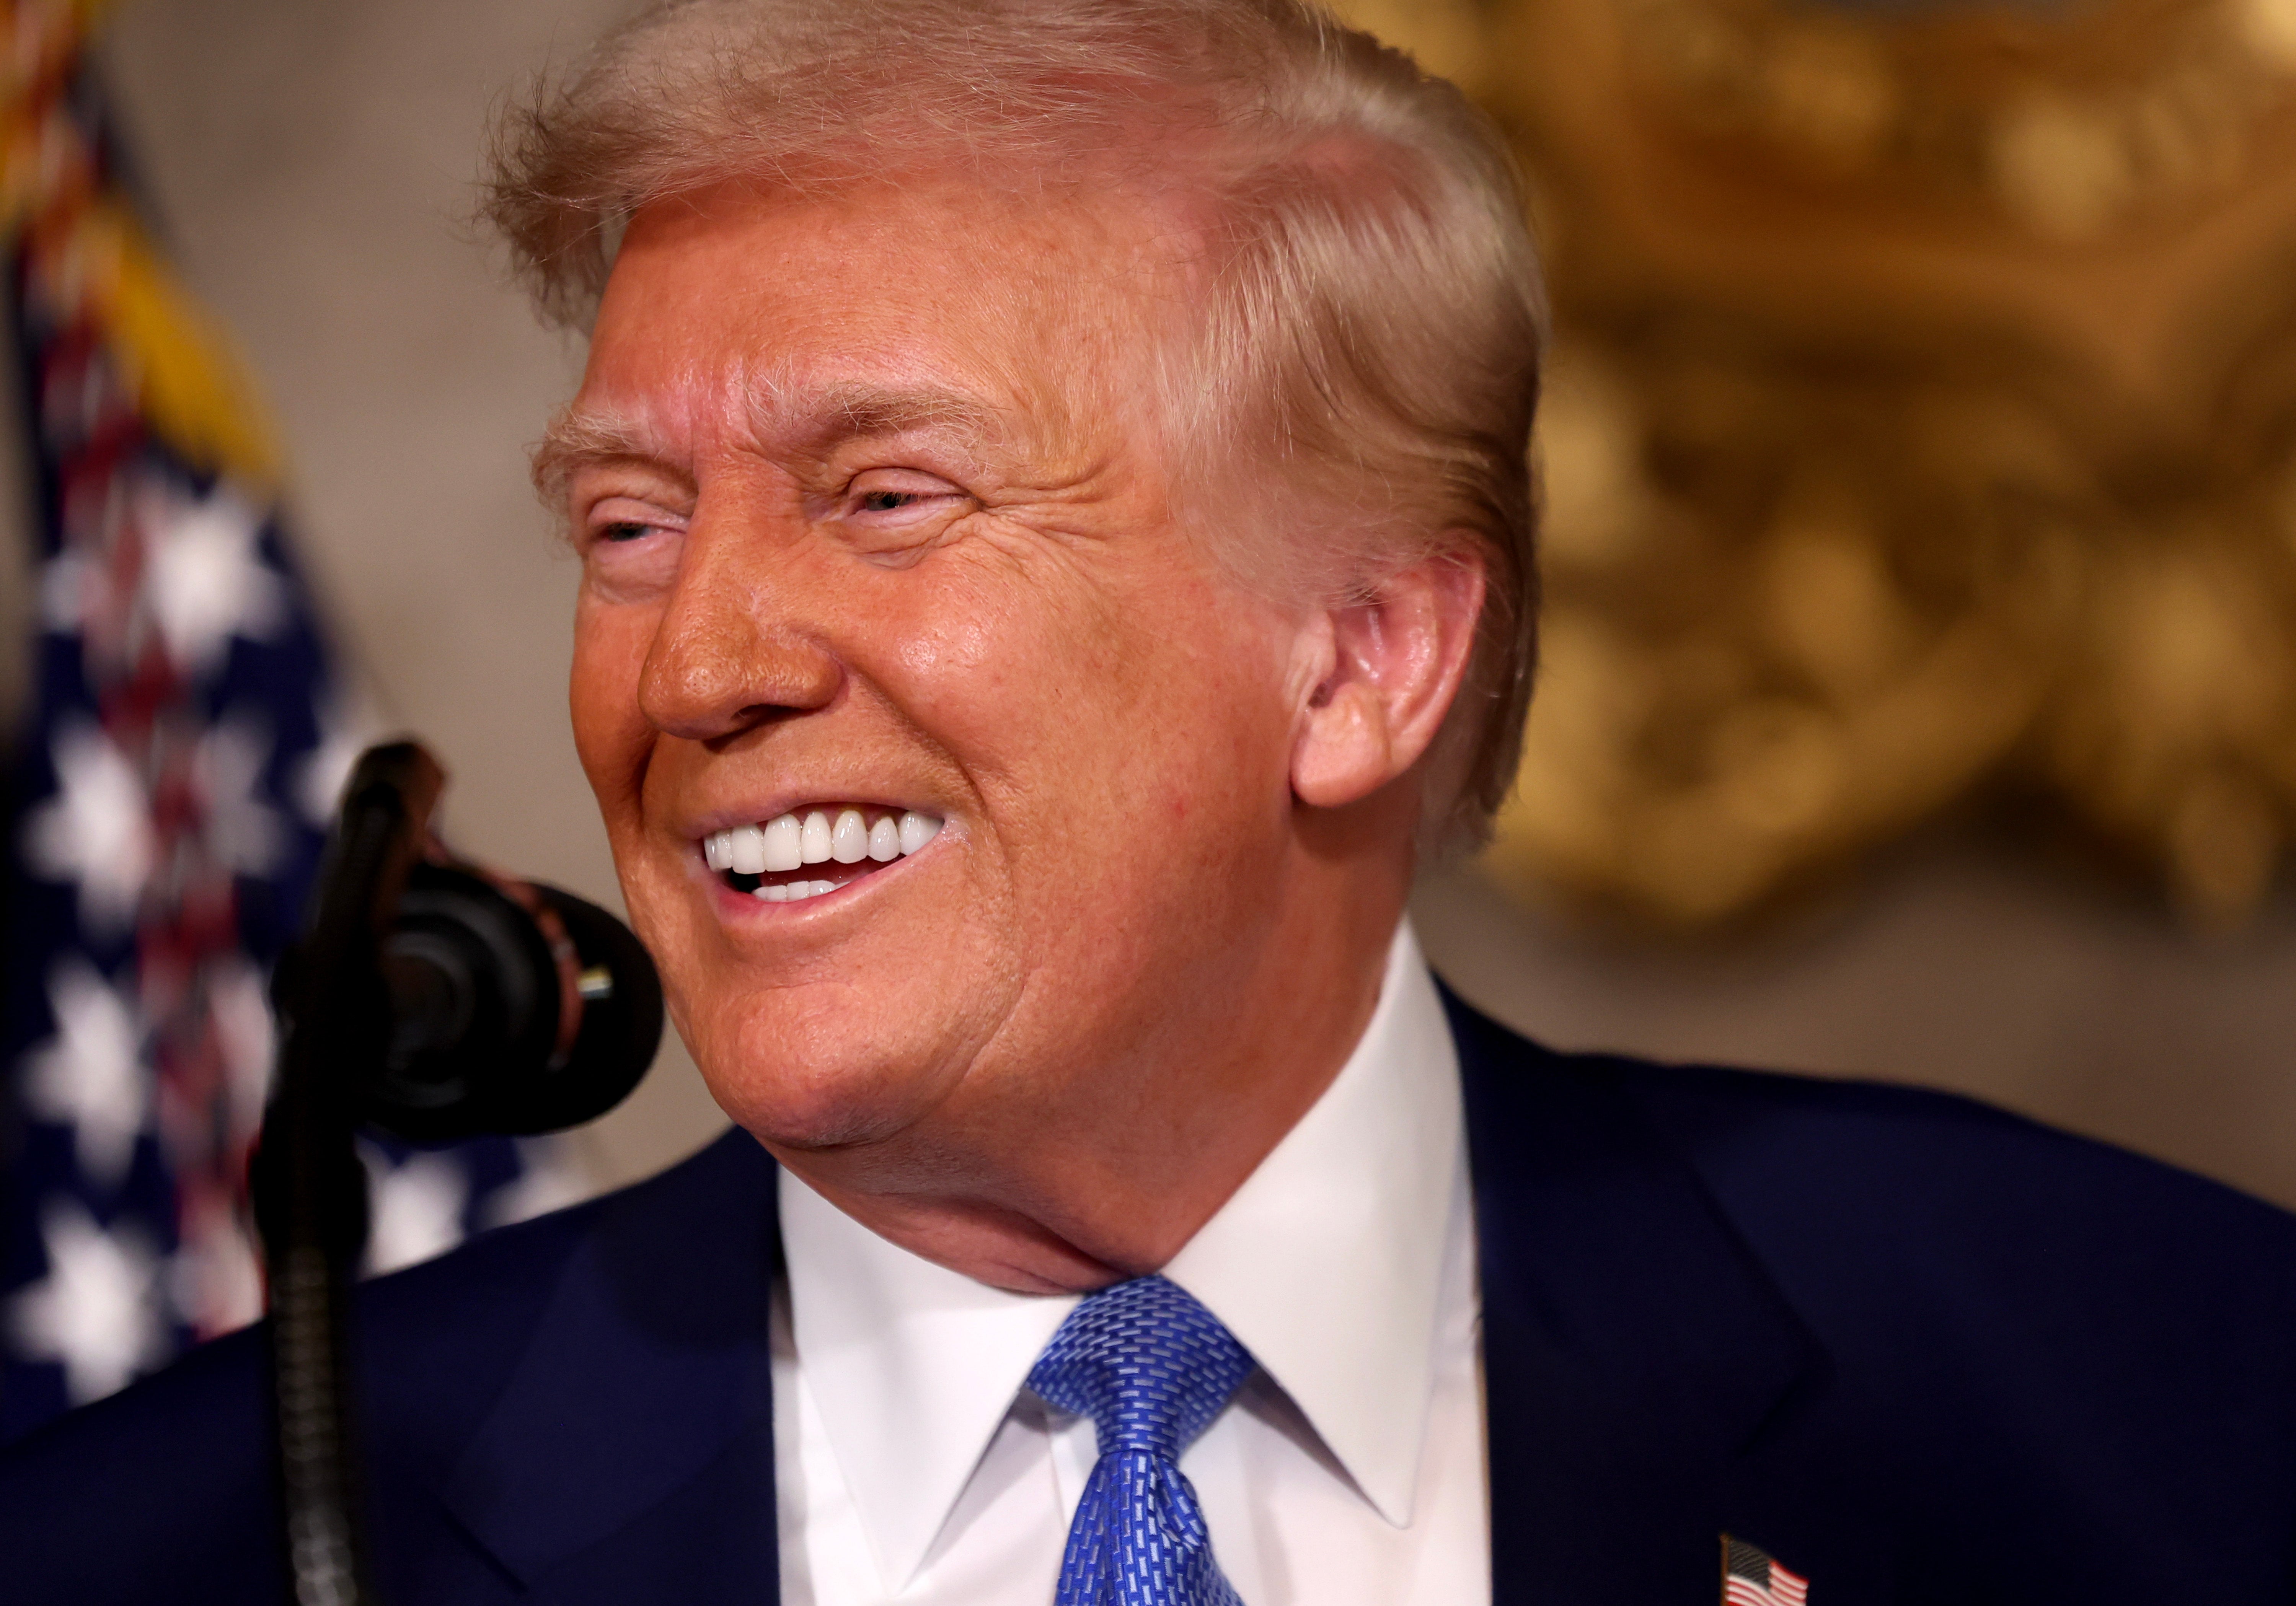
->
<box><xmin>1028</xmin><ymin>1275</ymin><xmax>1256</xmax><ymax>1606</ymax></box>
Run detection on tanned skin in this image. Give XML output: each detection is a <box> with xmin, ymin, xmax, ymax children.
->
<box><xmin>554</xmin><ymin>177</ymin><xmax>1484</xmax><ymax>1294</ymax></box>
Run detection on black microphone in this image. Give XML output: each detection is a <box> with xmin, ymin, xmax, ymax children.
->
<box><xmin>260</xmin><ymin>748</ymin><xmax>664</xmax><ymax>1145</ymax></box>
<box><xmin>366</xmin><ymin>862</ymin><xmax>662</xmax><ymax>1141</ymax></box>
<box><xmin>254</xmin><ymin>739</ymin><xmax>663</xmax><ymax>1606</ymax></box>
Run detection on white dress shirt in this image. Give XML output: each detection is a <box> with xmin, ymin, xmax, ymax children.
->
<box><xmin>770</xmin><ymin>923</ymin><xmax>1488</xmax><ymax>1605</ymax></box>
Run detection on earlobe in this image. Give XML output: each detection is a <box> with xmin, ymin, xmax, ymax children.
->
<box><xmin>1289</xmin><ymin>551</ymin><xmax>1486</xmax><ymax>811</ymax></box>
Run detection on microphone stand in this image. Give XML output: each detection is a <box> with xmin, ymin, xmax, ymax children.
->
<box><xmin>256</xmin><ymin>743</ymin><xmax>443</xmax><ymax>1606</ymax></box>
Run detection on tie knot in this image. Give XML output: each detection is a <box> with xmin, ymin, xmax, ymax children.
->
<box><xmin>1028</xmin><ymin>1275</ymin><xmax>1253</xmax><ymax>1459</ymax></box>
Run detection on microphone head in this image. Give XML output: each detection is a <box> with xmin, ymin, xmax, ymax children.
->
<box><xmin>362</xmin><ymin>862</ymin><xmax>663</xmax><ymax>1142</ymax></box>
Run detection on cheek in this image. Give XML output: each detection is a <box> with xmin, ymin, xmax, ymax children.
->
<box><xmin>1118</xmin><ymin>597</ymin><xmax>1304</xmax><ymax>881</ymax></box>
<box><xmin>1018</xmin><ymin>585</ymin><xmax>1294</xmax><ymax>857</ymax></box>
<box><xmin>569</xmin><ymin>596</ymin><xmax>657</xmax><ymax>802</ymax></box>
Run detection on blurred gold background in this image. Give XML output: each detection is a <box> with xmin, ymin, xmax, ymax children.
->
<box><xmin>1347</xmin><ymin>0</ymin><xmax>2296</xmax><ymax>930</ymax></box>
<box><xmin>12</xmin><ymin>0</ymin><xmax>2288</xmax><ymax>1211</ymax></box>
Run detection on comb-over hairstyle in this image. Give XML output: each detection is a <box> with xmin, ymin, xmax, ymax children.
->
<box><xmin>483</xmin><ymin>0</ymin><xmax>1544</xmax><ymax>842</ymax></box>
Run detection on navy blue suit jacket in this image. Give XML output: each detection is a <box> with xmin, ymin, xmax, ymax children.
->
<box><xmin>5</xmin><ymin>992</ymin><xmax>2294</xmax><ymax>1603</ymax></box>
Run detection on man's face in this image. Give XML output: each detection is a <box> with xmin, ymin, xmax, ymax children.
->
<box><xmin>563</xmin><ymin>181</ymin><xmax>1312</xmax><ymax>1184</ymax></box>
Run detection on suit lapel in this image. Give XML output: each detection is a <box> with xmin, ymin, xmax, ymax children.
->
<box><xmin>426</xmin><ymin>1004</ymin><xmax>1812</xmax><ymax>1604</ymax></box>
<box><xmin>1445</xmin><ymin>992</ymin><xmax>1819</xmax><ymax>1605</ymax></box>
<box><xmin>440</xmin><ymin>1131</ymin><xmax>783</xmax><ymax>1603</ymax></box>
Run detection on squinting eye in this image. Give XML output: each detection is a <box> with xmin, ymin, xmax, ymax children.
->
<box><xmin>858</xmin><ymin>490</ymin><xmax>923</xmax><ymax>513</ymax></box>
<box><xmin>598</xmin><ymin>520</ymin><xmax>656</xmax><ymax>543</ymax></box>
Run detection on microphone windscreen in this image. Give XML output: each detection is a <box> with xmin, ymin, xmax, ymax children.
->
<box><xmin>359</xmin><ymin>865</ymin><xmax>662</xmax><ymax>1142</ymax></box>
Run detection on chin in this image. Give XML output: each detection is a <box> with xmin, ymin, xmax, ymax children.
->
<box><xmin>689</xmin><ymin>995</ymin><xmax>972</xmax><ymax>1157</ymax></box>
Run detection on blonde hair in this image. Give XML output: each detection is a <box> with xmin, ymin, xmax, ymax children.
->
<box><xmin>483</xmin><ymin>0</ymin><xmax>1544</xmax><ymax>840</ymax></box>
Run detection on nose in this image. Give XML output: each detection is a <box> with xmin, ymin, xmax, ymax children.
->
<box><xmin>638</xmin><ymin>514</ymin><xmax>842</xmax><ymax>742</ymax></box>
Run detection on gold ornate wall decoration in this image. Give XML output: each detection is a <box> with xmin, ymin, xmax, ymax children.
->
<box><xmin>1338</xmin><ymin>0</ymin><xmax>2296</xmax><ymax>927</ymax></box>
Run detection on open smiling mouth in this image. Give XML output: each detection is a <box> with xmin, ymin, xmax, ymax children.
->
<box><xmin>701</xmin><ymin>806</ymin><xmax>944</xmax><ymax>903</ymax></box>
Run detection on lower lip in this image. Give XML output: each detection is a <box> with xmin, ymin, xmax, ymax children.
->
<box><xmin>705</xmin><ymin>839</ymin><xmax>932</xmax><ymax>915</ymax></box>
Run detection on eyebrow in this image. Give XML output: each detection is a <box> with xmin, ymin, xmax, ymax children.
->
<box><xmin>786</xmin><ymin>380</ymin><xmax>1010</xmax><ymax>444</ymax></box>
<box><xmin>530</xmin><ymin>406</ymin><xmax>663</xmax><ymax>507</ymax></box>
<box><xmin>530</xmin><ymin>378</ymin><xmax>1015</xmax><ymax>508</ymax></box>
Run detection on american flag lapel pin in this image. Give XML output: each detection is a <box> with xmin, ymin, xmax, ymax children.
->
<box><xmin>1722</xmin><ymin>1535</ymin><xmax>1809</xmax><ymax>1605</ymax></box>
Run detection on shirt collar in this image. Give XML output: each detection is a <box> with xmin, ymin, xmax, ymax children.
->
<box><xmin>1161</xmin><ymin>922</ymin><xmax>1462</xmax><ymax>1528</ymax></box>
<box><xmin>777</xmin><ymin>921</ymin><xmax>1464</xmax><ymax>1588</ymax></box>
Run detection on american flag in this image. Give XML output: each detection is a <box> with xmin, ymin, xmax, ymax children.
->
<box><xmin>0</xmin><ymin>0</ymin><xmax>572</xmax><ymax>1443</ymax></box>
<box><xmin>1724</xmin><ymin>1535</ymin><xmax>1810</xmax><ymax>1606</ymax></box>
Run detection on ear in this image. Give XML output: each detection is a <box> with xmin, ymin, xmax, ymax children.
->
<box><xmin>1289</xmin><ymin>550</ymin><xmax>1487</xmax><ymax>811</ymax></box>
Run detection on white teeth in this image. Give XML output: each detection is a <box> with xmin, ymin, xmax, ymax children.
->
<box><xmin>765</xmin><ymin>877</ymin><xmax>841</xmax><ymax>903</ymax></box>
<box><xmin>867</xmin><ymin>816</ymin><xmax>900</xmax><ymax>862</ymax></box>
<box><xmin>711</xmin><ymin>808</ymin><xmax>946</xmax><ymax>886</ymax></box>
<box><xmin>763</xmin><ymin>814</ymin><xmax>802</xmax><ymax>872</ymax></box>
<box><xmin>898</xmin><ymin>811</ymin><xmax>940</xmax><ymax>856</ymax></box>
<box><xmin>801</xmin><ymin>811</ymin><xmax>833</xmax><ymax>864</ymax></box>
<box><xmin>727</xmin><ymin>824</ymin><xmax>766</xmax><ymax>875</ymax></box>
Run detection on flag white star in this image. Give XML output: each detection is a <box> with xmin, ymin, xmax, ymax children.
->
<box><xmin>23</xmin><ymin>722</ymin><xmax>155</xmax><ymax>934</ymax></box>
<box><xmin>9</xmin><ymin>1201</ymin><xmax>170</xmax><ymax>1405</ymax></box>
<box><xmin>192</xmin><ymin>717</ymin><xmax>285</xmax><ymax>878</ymax></box>
<box><xmin>361</xmin><ymin>1146</ymin><xmax>469</xmax><ymax>1276</ymax></box>
<box><xmin>22</xmin><ymin>958</ymin><xmax>149</xmax><ymax>1189</ymax></box>
<box><xmin>137</xmin><ymin>477</ymin><xmax>285</xmax><ymax>678</ymax></box>
<box><xmin>479</xmin><ymin>1139</ymin><xmax>589</xmax><ymax>1230</ymax></box>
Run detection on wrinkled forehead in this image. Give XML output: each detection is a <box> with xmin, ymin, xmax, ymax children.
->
<box><xmin>567</xmin><ymin>176</ymin><xmax>1197</xmax><ymax>471</ymax></box>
